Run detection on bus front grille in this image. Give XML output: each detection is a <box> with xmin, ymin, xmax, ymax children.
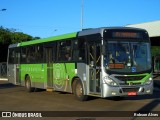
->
<box><xmin>119</xmin><ymin>82</ymin><xmax>141</xmax><ymax>85</ymax></box>
<box><xmin>122</xmin><ymin>87</ymin><xmax>139</xmax><ymax>92</ymax></box>
<box><xmin>115</xmin><ymin>75</ymin><xmax>146</xmax><ymax>81</ymax></box>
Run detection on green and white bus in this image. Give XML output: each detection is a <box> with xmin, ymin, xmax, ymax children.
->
<box><xmin>7</xmin><ymin>27</ymin><xmax>153</xmax><ymax>101</ymax></box>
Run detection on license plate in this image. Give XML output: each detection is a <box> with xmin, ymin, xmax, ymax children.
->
<box><xmin>128</xmin><ymin>92</ymin><xmax>137</xmax><ymax>96</ymax></box>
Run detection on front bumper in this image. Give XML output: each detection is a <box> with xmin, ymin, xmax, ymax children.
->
<box><xmin>102</xmin><ymin>82</ymin><xmax>153</xmax><ymax>98</ymax></box>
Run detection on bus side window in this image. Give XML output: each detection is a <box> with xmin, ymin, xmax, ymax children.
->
<box><xmin>26</xmin><ymin>46</ymin><xmax>35</xmax><ymax>63</ymax></box>
<box><xmin>58</xmin><ymin>40</ymin><xmax>72</xmax><ymax>61</ymax></box>
<box><xmin>72</xmin><ymin>39</ymin><xmax>86</xmax><ymax>61</ymax></box>
<box><xmin>8</xmin><ymin>48</ymin><xmax>15</xmax><ymax>64</ymax></box>
<box><xmin>72</xmin><ymin>40</ymin><xmax>79</xmax><ymax>60</ymax></box>
<box><xmin>78</xmin><ymin>39</ymin><xmax>86</xmax><ymax>61</ymax></box>
<box><xmin>21</xmin><ymin>47</ymin><xmax>26</xmax><ymax>63</ymax></box>
<box><xmin>35</xmin><ymin>44</ymin><xmax>43</xmax><ymax>63</ymax></box>
<box><xmin>15</xmin><ymin>48</ymin><xmax>20</xmax><ymax>64</ymax></box>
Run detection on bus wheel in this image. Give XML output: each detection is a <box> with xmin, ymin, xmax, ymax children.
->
<box><xmin>73</xmin><ymin>80</ymin><xmax>88</xmax><ymax>101</ymax></box>
<box><xmin>25</xmin><ymin>76</ymin><xmax>35</xmax><ymax>92</ymax></box>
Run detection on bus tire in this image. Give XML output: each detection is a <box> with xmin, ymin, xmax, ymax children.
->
<box><xmin>73</xmin><ymin>80</ymin><xmax>88</xmax><ymax>101</ymax></box>
<box><xmin>25</xmin><ymin>75</ymin><xmax>35</xmax><ymax>92</ymax></box>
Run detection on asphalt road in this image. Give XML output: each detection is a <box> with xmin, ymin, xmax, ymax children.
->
<box><xmin>0</xmin><ymin>80</ymin><xmax>160</xmax><ymax>120</ymax></box>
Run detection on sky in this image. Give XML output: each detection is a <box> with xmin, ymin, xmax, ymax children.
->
<box><xmin>1</xmin><ymin>0</ymin><xmax>160</xmax><ymax>38</ymax></box>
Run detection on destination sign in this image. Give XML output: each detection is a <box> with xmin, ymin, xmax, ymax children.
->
<box><xmin>112</xmin><ymin>32</ymin><xmax>142</xmax><ymax>38</ymax></box>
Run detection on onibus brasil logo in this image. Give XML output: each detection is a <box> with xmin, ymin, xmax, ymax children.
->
<box><xmin>2</xmin><ymin>112</ymin><xmax>42</xmax><ymax>118</ymax></box>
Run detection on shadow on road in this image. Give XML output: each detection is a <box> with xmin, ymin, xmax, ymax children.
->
<box><xmin>1</xmin><ymin>80</ymin><xmax>160</xmax><ymax>102</ymax></box>
<box><xmin>0</xmin><ymin>81</ymin><xmax>15</xmax><ymax>89</ymax></box>
<box><xmin>131</xmin><ymin>98</ymin><xmax>160</xmax><ymax>120</ymax></box>
<box><xmin>81</xmin><ymin>89</ymin><xmax>160</xmax><ymax>101</ymax></box>
<box><xmin>105</xmin><ymin>89</ymin><xmax>160</xmax><ymax>101</ymax></box>
<box><xmin>136</xmin><ymin>99</ymin><xmax>160</xmax><ymax>111</ymax></box>
<box><xmin>132</xmin><ymin>91</ymin><xmax>159</xmax><ymax>100</ymax></box>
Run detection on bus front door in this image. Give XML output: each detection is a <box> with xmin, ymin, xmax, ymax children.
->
<box><xmin>88</xmin><ymin>43</ymin><xmax>101</xmax><ymax>94</ymax></box>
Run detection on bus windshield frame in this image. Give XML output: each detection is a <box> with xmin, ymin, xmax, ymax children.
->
<box><xmin>103</xmin><ymin>29</ymin><xmax>152</xmax><ymax>74</ymax></box>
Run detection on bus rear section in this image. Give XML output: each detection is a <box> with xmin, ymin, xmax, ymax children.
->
<box><xmin>7</xmin><ymin>44</ymin><xmax>21</xmax><ymax>85</ymax></box>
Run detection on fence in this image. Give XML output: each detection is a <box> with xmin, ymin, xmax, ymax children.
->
<box><xmin>0</xmin><ymin>62</ymin><xmax>7</xmax><ymax>79</ymax></box>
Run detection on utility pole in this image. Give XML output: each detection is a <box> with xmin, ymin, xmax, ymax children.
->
<box><xmin>81</xmin><ymin>0</ymin><xmax>84</xmax><ymax>31</ymax></box>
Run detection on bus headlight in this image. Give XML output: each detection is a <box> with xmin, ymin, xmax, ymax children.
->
<box><xmin>103</xmin><ymin>76</ymin><xmax>118</xmax><ymax>86</ymax></box>
<box><xmin>145</xmin><ymin>77</ymin><xmax>153</xmax><ymax>85</ymax></box>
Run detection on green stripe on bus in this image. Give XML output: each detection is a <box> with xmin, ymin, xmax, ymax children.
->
<box><xmin>20</xmin><ymin>32</ymin><xmax>77</xmax><ymax>46</ymax></box>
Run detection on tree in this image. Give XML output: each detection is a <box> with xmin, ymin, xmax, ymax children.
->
<box><xmin>11</xmin><ymin>32</ymin><xmax>33</xmax><ymax>43</ymax></box>
<box><xmin>0</xmin><ymin>26</ymin><xmax>12</xmax><ymax>44</ymax></box>
<box><xmin>0</xmin><ymin>26</ymin><xmax>40</xmax><ymax>62</ymax></box>
<box><xmin>0</xmin><ymin>26</ymin><xmax>40</xmax><ymax>44</ymax></box>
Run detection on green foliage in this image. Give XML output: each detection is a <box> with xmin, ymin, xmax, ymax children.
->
<box><xmin>0</xmin><ymin>26</ymin><xmax>40</xmax><ymax>44</ymax></box>
<box><xmin>151</xmin><ymin>46</ymin><xmax>160</xmax><ymax>57</ymax></box>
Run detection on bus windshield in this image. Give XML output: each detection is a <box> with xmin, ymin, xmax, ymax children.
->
<box><xmin>104</xmin><ymin>41</ymin><xmax>151</xmax><ymax>73</ymax></box>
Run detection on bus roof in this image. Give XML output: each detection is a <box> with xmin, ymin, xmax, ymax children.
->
<box><xmin>78</xmin><ymin>27</ymin><xmax>147</xmax><ymax>37</ymax></box>
<box><xmin>10</xmin><ymin>27</ymin><xmax>147</xmax><ymax>47</ymax></box>
<box><xmin>8</xmin><ymin>43</ymin><xmax>20</xmax><ymax>48</ymax></box>
<box><xmin>20</xmin><ymin>32</ymin><xmax>77</xmax><ymax>46</ymax></box>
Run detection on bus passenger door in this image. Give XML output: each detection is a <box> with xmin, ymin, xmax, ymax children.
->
<box><xmin>45</xmin><ymin>48</ymin><xmax>53</xmax><ymax>88</ymax></box>
<box><xmin>88</xmin><ymin>43</ymin><xmax>101</xmax><ymax>93</ymax></box>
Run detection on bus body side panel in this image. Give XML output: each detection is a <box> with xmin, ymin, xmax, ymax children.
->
<box><xmin>20</xmin><ymin>63</ymin><xmax>47</xmax><ymax>89</ymax></box>
<box><xmin>53</xmin><ymin>63</ymin><xmax>76</xmax><ymax>93</ymax></box>
<box><xmin>77</xmin><ymin>63</ymin><xmax>89</xmax><ymax>95</ymax></box>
